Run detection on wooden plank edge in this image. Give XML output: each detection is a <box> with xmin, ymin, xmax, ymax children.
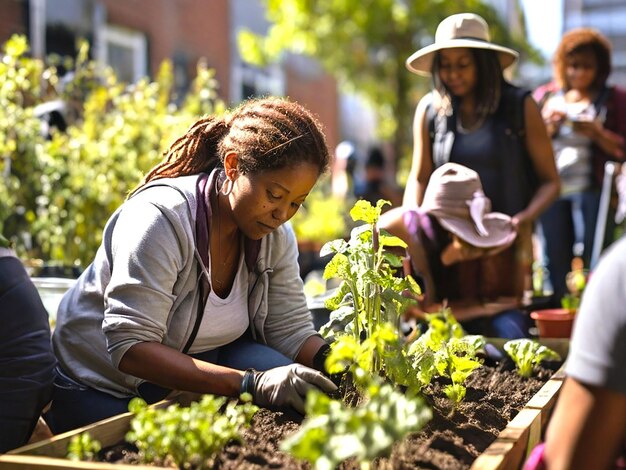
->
<box><xmin>0</xmin><ymin>454</ymin><xmax>152</xmax><ymax>470</ymax></box>
<box><xmin>7</xmin><ymin>413</ymin><xmax>134</xmax><ymax>458</ymax></box>
<box><xmin>525</xmin><ymin>379</ymin><xmax>564</xmax><ymax>428</ymax></box>
<box><xmin>8</xmin><ymin>398</ymin><xmax>175</xmax><ymax>459</ymax></box>
<box><xmin>470</xmin><ymin>406</ymin><xmax>542</xmax><ymax>470</ymax></box>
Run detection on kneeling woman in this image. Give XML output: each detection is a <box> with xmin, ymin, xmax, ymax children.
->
<box><xmin>46</xmin><ymin>97</ymin><xmax>336</xmax><ymax>433</ymax></box>
<box><xmin>380</xmin><ymin>162</ymin><xmax>529</xmax><ymax>338</ymax></box>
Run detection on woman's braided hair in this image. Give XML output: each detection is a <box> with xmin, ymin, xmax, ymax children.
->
<box><xmin>137</xmin><ymin>96</ymin><xmax>331</xmax><ymax>190</ymax></box>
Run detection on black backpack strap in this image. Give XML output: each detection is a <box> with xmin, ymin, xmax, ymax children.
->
<box><xmin>426</xmin><ymin>100</ymin><xmax>436</xmax><ymax>142</ymax></box>
<box><xmin>427</xmin><ymin>99</ymin><xmax>455</xmax><ymax>168</ymax></box>
<box><xmin>499</xmin><ymin>84</ymin><xmax>539</xmax><ymax>211</ymax></box>
<box><xmin>501</xmin><ymin>84</ymin><xmax>531</xmax><ymax>139</ymax></box>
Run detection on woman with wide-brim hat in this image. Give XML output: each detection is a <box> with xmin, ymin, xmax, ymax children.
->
<box><xmin>401</xmin><ymin>13</ymin><xmax>560</xmax><ymax>333</ymax></box>
<box><xmin>403</xmin><ymin>12</ymin><xmax>559</xmax><ymax>222</ymax></box>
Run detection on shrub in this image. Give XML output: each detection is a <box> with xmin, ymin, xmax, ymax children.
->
<box><xmin>1</xmin><ymin>35</ymin><xmax>224</xmax><ymax>267</ymax></box>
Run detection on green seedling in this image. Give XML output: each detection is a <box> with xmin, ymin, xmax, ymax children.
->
<box><xmin>320</xmin><ymin>199</ymin><xmax>421</xmax><ymax>374</ymax></box>
<box><xmin>126</xmin><ymin>395</ymin><xmax>258</xmax><ymax>469</ymax></box>
<box><xmin>504</xmin><ymin>339</ymin><xmax>561</xmax><ymax>378</ymax></box>
<box><xmin>282</xmin><ymin>376</ymin><xmax>431</xmax><ymax>470</ymax></box>
<box><xmin>67</xmin><ymin>432</ymin><xmax>101</xmax><ymax>462</ymax></box>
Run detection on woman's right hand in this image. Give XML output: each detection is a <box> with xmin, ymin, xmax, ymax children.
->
<box><xmin>542</xmin><ymin>108</ymin><xmax>566</xmax><ymax>137</ymax></box>
<box><xmin>251</xmin><ymin>364</ymin><xmax>337</xmax><ymax>414</ymax></box>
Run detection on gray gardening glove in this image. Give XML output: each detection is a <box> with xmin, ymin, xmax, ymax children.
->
<box><xmin>252</xmin><ymin>364</ymin><xmax>337</xmax><ymax>414</ymax></box>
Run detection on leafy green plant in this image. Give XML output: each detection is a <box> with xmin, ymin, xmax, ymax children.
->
<box><xmin>560</xmin><ymin>294</ymin><xmax>581</xmax><ymax>313</ymax></box>
<box><xmin>439</xmin><ymin>337</ymin><xmax>484</xmax><ymax>405</ymax></box>
<box><xmin>410</xmin><ymin>308</ymin><xmax>467</xmax><ymax>351</ymax></box>
<box><xmin>281</xmin><ymin>342</ymin><xmax>432</xmax><ymax>470</ymax></box>
<box><xmin>503</xmin><ymin>339</ymin><xmax>561</xmax><ymax>378</ymax></box>
<box><xmin>282</xmin><ymin>384</ymin><xmax>431</xmax><ymax>470</ymax></box>
<box><xmin>0</xmin><ymin>35</ymin><xmax>51</xmax><ymax>251</ymax></box>
<box><xmin>406</xmin><ymin>308</ymin><xmax>485</xmax><ymax>402</ymax></box>
<box><xmin>320</xmin><ymin>199</ymin><xmax>421</xmax><ymax>345</ymax></box>
<box><xmin>67</xmin><ymin>432</ymin><xmax>102</xmax><ymax>462</ymax></box>
<box><xmin>125</xmin><ymin>395</ymin><xmax>258</xmax><ymax>469</ymax></box>
<box><xmin>561</xmin><ymin>259</ymin><xmax>588</xmax><ymax>313</ymax></box>
<box><xmin>325</xmin><ymin>323</ymin><xmax>423</xmax><ymax>394</ymax></box>
<box><xmin>1</xmin><ymin>35</ymin><xmax>224</xmax><ymax>266</ymax></box>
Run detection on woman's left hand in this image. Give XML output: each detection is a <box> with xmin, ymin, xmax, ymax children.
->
<box><xmin>572</xmin><ymin>119</ymin><xmax>601</xmax><ymax>139</ymax></box>
<box><xmin>574</xmin><ymin>119</ymin><xmax>625</xmax><ymax>159</ymax></box>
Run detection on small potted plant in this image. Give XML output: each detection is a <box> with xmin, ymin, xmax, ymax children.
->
<box><xmin>531</xmin><ymin>257</ymin><xmax>588</xmax><ymax>338</ymax></box>
<box><xmin>561</xmin><ymin>257</ymin><xmax>588</xmax><ymax>313</ymax></box>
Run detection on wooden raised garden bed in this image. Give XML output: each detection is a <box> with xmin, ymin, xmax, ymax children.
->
<box><xmin>0</xmin><ymin>339</ymin><xmax>568</xmax><ymax>470</ymax></box>
<box><xmin>469</xmin><ymin>338</ymin><xmax>567</xmax><ymax>470</ymax></box>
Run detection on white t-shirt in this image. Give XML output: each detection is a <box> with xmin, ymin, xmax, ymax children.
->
<box><xmin>545</xmin><ymin>92</ymin><xmax>596</xmax><ymax>195</ymax></box>
<box><xmin>566</xmin><ymin>237</ymin><xmax>626</xmax><ymax>395</ymax></box>
<box><xmin>187</xmin><ymin>250</ymin><xmax>250</xmax><ymax>354</ymax></box>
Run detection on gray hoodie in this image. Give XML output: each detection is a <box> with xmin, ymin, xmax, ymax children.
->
<box><xmin>52</xmin><ymin>171</ymin><xmax>318</xmax><ymax>397</ymax></box>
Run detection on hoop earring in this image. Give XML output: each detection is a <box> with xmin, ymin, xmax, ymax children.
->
<box><xmin>221</xmin><ymin>178</ymin><xmax>233</xmax><ymax>196</ymax></box>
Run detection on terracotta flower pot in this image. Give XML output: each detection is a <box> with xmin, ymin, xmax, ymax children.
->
<box><xmin>530</xmin><ymin>308</ymin><xmax>575</xmax><ymax>339</ymax></box>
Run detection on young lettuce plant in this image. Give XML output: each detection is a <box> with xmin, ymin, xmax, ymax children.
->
<box><xmin>320</xmin><ymin>199</ymin><xmax>421</xmax><ymax>354</ymax></box>
<box><xmin>504</xmin><ymin>339</ymin><xmax>562</xmax><ymax>378</ymax></box>
<box><xmin>407</xmin><ymin>308</ymin><xmax>485</xmax><ymax>402</ymax></box>
<box><xmin>282</xmin><ymin>383</ymin><xmax>431</xmax><ymax>470</ymax></box>
<box><xmin>125</xmin><ymin>395</ymin><xmax>258</xmax><ymax>469</ymax></box>
<box><xmin>67</xmin><ymin>432</ymin><xmax>102</xmax><ymax>462</ymax></box>
<box><xmin>282</xmin><ymin>329</ymin><xmax>432</xmax><ymax>470</ymax></box>
<box><xmin>440</xmin><ymin>337</ymin><xmax>484</xmax><ymax>405</ymax></box>
<box><xmin>410</xmin><ymin>307</ymin><xmax>468</xmax><ymax>352</ymax></box>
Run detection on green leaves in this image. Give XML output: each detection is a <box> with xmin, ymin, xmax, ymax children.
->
<box><xmin>320</xmin><ymin>199</ymin><xmax>420</xmax><ymax>345</ymax></box>
<box><xmin>406</xmin><ymin>310</ymin><xmax>485</xmax><ymax>403</ymax></box>
<box><xmin>281</xmin><ymin>383</ymin><xmax>431</xmax><ymax>470</ymax></box>
<box><xmin>1</xmin><ymin>35</ymin><xmax>225</xmax><ymax>266</ymax></box>
<box><xmin>349</xmin><ymin>199</ymin><xmax>389</xmax><ymax>226</ymax></box>
<box><xmin>290</xmin><ymin>191</ymin><xmax>349</xmax><ymax>245</ymax></box>
<box><xmin>125</xmin><ymin>395</ymin><xmax>258</xmax><ymax>469</ymax></box>
<box><xmin>67</xmin><ymin>432</ymin><xmax>101</xmax><ymax>462</ymax></box>
<box><xmin>504</xmin><ymin>339</ymin><xmax>561</xmax><ymax>378</ymax></box>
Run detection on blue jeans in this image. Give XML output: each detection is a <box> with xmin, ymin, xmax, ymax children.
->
<box><xmin>44</xmin><ymin>334</ymin><xmax>292</xmax><ymax>434</ymax></box>
<box><xmin>0</xmin><ymin>256</ymin><xmax>56</xmax><ymax>452</ymax></box>
<box><xmin>539</xmin><ymin>190</ymin><xmax>600</xmax><ymax>301</ymax></box>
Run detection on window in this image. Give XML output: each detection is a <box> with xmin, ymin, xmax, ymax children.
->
<box><xmin>97</xmin><ymin>25</ymin><xmax>147</xmax><ymax>84</ymax></box>
<box><xmin>231</xmin><ymin>62</ymin><xmax>284</xmax><ymax>102</ymax></box>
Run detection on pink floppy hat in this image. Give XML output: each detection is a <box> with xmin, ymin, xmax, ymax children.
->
<box><xmin>421</xmin><ymin>162</ymin><xmax>517</xmax><ymax>249</ymax></box>
<box><xmin>406</xmin><ymin>13</ymin><xmax>519</xmax><ymax>77</ymax></box>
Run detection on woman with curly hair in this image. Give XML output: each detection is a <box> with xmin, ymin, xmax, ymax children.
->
<box><xmin>44</xmin><ymin>97</ymin><xmax>337</xmax><ymax>433</ymax></box>
<box><xmin>533</xmin><ymin>28</ymin><xmax>626</xmax><ymax>304</ymax></box>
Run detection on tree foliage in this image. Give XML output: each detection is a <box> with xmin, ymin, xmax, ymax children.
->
<box><xmin>0</xmin><ymin>35</ymin><xmax>224</xmax><ymax>267</ymax></box>
<box><xmin>238</xmin><ymin>0</ymin><xmax>542</xmax><ymax>167</ymax></box>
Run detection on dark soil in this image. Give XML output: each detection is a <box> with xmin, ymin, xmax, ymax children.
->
<box><xmin>99</xmin><ymin>357</ymin><xmax>559</xmax><ymax>469</ymax></box>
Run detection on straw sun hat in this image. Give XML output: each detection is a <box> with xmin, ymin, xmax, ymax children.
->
<box><xmin>421</xmin><ymin>163</ymin><xmax>517</xmax><ymax>249</ymax></box>
<box><xmin>406</xmin><ymin>13</ymin><xmax>519</xmax><ymax>76</ymax></box>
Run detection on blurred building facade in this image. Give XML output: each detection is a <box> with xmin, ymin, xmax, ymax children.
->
<box><xmin>0</xmin><ymin>0</ymin><xmax>341</xmax><ymax>150</ymax></box>
<box><xmin>562</xmin><ymin>0</ymin><xmax>626</xmax><ymax>86</ymax></box>
<box><xmin>486</xmin><ymin>0</ymin><xmax>548</xmax><ymax>88</ymax></box>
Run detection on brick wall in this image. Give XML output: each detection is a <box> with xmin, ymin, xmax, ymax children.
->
<box><xmin>286</xmin><ymin>61</ymin><xmax>339</xmax><ymax>154</ymax></box>
<box><xmin>0</xmin><ymin>0</ymin><xmax>27</xmax><ymax>43</ymax></box>
<box><xmin>101</xmin><ymin>0</ymin><xmax>231</xmax><ymax>100</ymax></box>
